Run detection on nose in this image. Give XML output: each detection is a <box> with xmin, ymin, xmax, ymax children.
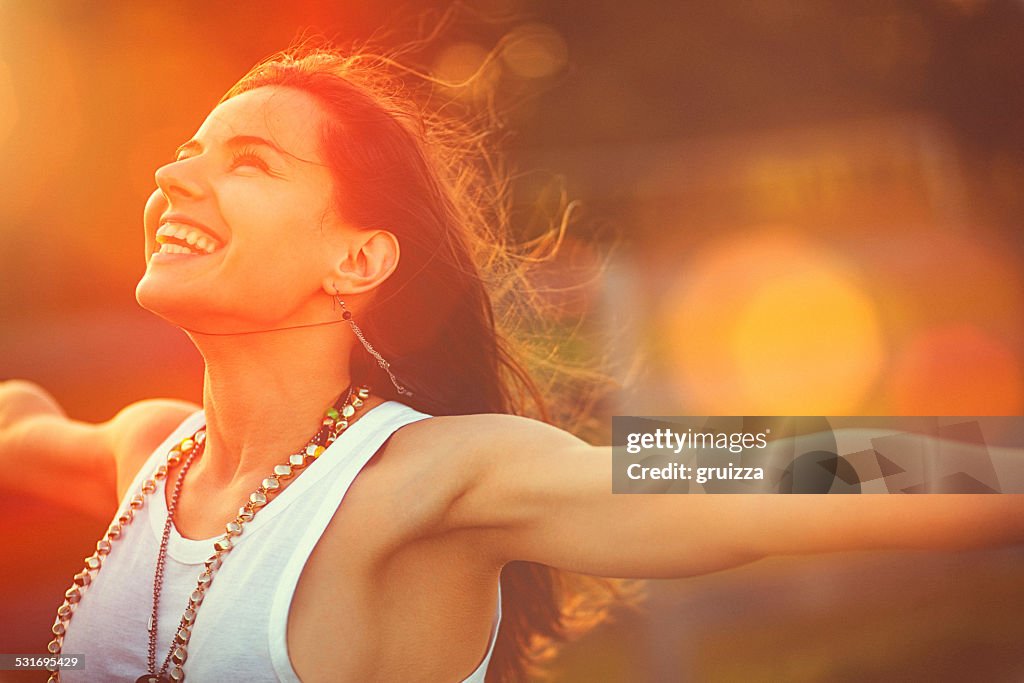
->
<box><xmin>154</xmin><ymin>157</ymin><xmax>205</xmax><ymax>199</ymax></box>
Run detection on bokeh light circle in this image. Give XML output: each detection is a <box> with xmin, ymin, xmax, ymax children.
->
<box><xmin>661</xmin><ymin>231</ymin><xmax>884</xmax><ymax>415</ymax></box>
<box><xmin>501</xmin><ymin>23</ymin><xmax>568</xmax><ymax>79</ymax></box>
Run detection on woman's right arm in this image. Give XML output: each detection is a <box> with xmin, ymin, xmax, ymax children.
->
<box><xmin>0</xmin><ymin>380</ymin><xmax>198</xmax><ymax>518</ymax></box>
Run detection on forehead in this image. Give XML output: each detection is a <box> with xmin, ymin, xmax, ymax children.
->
<box><xmin>194</xmin><ymin>86</ymin><xmax>326</xmax><ymax>162</ymax></box>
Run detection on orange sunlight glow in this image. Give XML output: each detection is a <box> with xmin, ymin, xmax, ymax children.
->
<box><xmin>662</xmin><ymin>230</ymin><xmax>884</xmax><ymax>415</ymax></box>
<box><xmin>888</xmin><ymin>324</ymin><xmax>1024</xmax><ymax>415</ymax></box>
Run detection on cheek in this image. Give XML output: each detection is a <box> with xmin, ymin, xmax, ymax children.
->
<box><xmin>220</xmin><ymin>207</ymin><xmax>329</xmax><ymax>289</ymax></box>
<box><xmin>215</xmin><ymin>177</ymin><xmax>336</xmax><ymax>276</ymax></box>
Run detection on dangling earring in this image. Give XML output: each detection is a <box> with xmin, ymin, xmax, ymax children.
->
<box><xmin>333</xmin><ymin>293</ymin><xmax>414</xmax><ymax>397</ymax></box>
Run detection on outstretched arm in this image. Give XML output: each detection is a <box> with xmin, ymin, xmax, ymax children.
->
<box><xmin>0</xmin><ymin>380</ymin><xmax>199</xmax><ymax>517</ymax></box>
<box><xmin>440</xmin><ymin>414</ymin><xmax>1024</xmax><ymax>579</ymax></box>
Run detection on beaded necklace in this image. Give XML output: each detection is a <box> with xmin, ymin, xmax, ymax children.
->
<box><xmin>45</xmin><ymin>385</ymin><xmax>372</xmax><ymax>682</ymax></box>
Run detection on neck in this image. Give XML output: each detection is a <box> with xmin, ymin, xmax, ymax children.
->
<box><xmin>188</xmin><ymin>325</ymin><xmax>356</xmax><ymax>488</ymax></box>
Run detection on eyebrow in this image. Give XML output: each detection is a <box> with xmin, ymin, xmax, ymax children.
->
<box><xmin>175</xmin><ymin>135</ymin><xmax>289</xmax><ymax>160</ymax></box>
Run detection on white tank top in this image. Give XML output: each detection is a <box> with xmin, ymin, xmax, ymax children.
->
<box><xmin>61</xmin><ymin>400</ymin><xmax>501</xmax><ymax>682</ymax></box>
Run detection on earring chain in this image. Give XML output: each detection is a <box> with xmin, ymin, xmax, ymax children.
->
<box><xmin>334</xmin><ymin>295</ymin><xmax>413</xmax><ymax>397</ymax></box>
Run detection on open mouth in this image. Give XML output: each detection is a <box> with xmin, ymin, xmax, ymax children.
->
<box><xmin>155</xmin><ymin>222</ymin><xmax>222</xmax><ymax>255</ymax></box>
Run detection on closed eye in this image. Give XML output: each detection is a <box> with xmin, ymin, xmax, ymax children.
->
<box><xmin>229</xmin><ymin>146</ymin><xmax>269</xmax><ymax>171</ymax></box>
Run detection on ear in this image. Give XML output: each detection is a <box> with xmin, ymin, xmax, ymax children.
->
<box><xmin>321</xmin><ymin>229</ymin><xmax>400</xmax><ymax>297</ymax></box>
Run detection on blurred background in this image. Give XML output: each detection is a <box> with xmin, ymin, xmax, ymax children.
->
<box><xmin>2</xmin><ymin>0</ymin><xmax>1023</xmax><ymax>681</ymax></box>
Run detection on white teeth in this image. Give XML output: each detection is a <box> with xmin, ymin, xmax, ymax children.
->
<box><xmin>156</xmin><ymin>223</ymin><xmax>220</xmax><ymax>254</ymax></box>
<box><xmin>158</xmin><ymin>242</ymin><xmax>193</xmax><ymax>255</ymax></box>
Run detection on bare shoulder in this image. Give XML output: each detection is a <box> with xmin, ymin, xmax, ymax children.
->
<box><xmin>108</xmin><ymin>398</ymin><xmax>201</xmax><ymax>499</ymax></box>
<box><xmin>391</xmin><ymin>411</ymin><xmax>585</xmax><ymax>454</ymax></box>
<box><xmin>377</xmin><ymin>411</ymin><xmax>588</xmax><ymax>530</ymax></box>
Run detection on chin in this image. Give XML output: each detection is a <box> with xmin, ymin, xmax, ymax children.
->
<box><xmin>135</xmin><ymin>272</ymin><xmax>209</xmax><ymax>330</ymax></box>
<box><xmin>135</xmin><ymin>274</ymin><xmax>282</xmax><ymax>335</ymax></box>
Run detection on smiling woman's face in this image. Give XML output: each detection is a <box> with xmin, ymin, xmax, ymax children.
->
<box><xmin>136</xmin><ymin>85</ymin><xmax>351</xmax><ymax>333</ymax></box>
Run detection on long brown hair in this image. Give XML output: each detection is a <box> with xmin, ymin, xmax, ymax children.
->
<box><xmin>222</xmin><ymin>43</ymin><xmax>637</xmax><ymax>682</ymax></box>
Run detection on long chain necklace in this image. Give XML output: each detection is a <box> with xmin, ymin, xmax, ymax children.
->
<box><xmin>44</xmin><ymin>385</ymin><xmax>372</xmax><ymax>682</ymax></box>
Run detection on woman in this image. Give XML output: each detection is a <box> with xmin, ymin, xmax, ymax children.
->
<box><xmin>3</xmin><ymin>45</ymin><xmax>1022</xmax><ymax>683</ymax></box>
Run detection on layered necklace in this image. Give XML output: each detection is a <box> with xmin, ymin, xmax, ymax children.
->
<box><xmin>45</xmin><ymin>384</ymin><xmax>372</xmax><ymax>683</ymax></box>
